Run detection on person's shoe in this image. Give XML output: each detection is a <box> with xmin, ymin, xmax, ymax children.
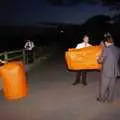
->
<box><xmin>82</xmin><ymin>82</ymin><xmax>87</xmax><ymax>86</ymax></box>
<box><xmin>96</xmin><ymin>97</ymin><xmax>105</xmax><ymax>103</ymax></box>
<box><xmin>96</xmin><ymin>97</ymin><xmax>101</xmax><ymax>101</ymax></box>
<box><xmin>82</xmin><ymin>76</ymin><xmax>87</xmax><ymax>86</ymax></box>
<box><xmin>117</xmin><ymin>76</ymin><xmax>120</xmax><ymax>78</ymax></box>
<box><xmin>72</xmin><ymin>80</ymin><xmax>80</xmax><ymax>85</ymax></box>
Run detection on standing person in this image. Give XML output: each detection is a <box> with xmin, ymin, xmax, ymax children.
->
<box><xmin>96</xmin><ymin>36</ymin><xmax>120</xmax><ymax>102</ymax></box>
<box><xmin>72</xmin><ymin>35</ymin><xmax>92</xmax><ymax>86</ymax></box>
<box><xmin>24</xmin><ymin>39</ymin><xmax>35</xmax><ymax>63</ymax></box>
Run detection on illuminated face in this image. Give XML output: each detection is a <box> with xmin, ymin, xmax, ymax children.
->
<box><xmin>83</xmin><ymin>36</ymin><xmax>89</xmax><ymax>43</ymax></box>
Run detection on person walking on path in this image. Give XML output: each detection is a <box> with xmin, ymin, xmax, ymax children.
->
<box><xmin>24</xmin><ymin>39</ymin><xmax>35</xmax><ymax>64</ymax></box>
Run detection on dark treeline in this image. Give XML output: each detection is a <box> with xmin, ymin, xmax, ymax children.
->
<box><xmin>0</xmin><ymin>14</ymin><xmax>120</xmax><ymax>52</ymax></box>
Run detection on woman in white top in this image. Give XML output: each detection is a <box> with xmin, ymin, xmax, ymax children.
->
<box><xmin>72</xmin><ymin>35</ymin><xmax>92</xmax><ymax>85</ymax></box>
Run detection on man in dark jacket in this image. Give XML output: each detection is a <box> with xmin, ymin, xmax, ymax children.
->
<box><xmin>96</xmin><ymin>36</ymin><xmax>120</xmax><ymax>102</ymax></box>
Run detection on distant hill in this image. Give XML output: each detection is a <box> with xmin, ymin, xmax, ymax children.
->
<box><xmin>0</xmin><ymin>24</ymin><xmax>58</xmax><ymax>39</ymax></box>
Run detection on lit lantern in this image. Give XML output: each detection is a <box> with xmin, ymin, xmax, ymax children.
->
<box><xmin>0</xmin><ymin>61</ymin><xmax>28</xmax><ymax>100</ymax></box>
<box><xmin>65</xmin><ymin>45</ymin><xmax>103</xmax><ymax>70</ymax></box>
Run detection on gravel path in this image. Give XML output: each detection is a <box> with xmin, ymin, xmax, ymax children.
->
<box><xmin>0</xmin><ymin>53</ymin><xmax>120</xmax><ymax>120</ymax></box>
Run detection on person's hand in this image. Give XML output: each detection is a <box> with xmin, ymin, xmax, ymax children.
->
<box><xmin>2</xmin><ymin>61</ymin><xmax>7</xmax><ymax>64</ymax></box>
<box><xmin>0</xmin><ymin>60</ymin><xmax>7</xmax><ymax>64</ymax></box>
<box><xmin>96</xmin><ymin>56</ymin><xmax>100</xmax><ymax>60</ymax></box>
<box><xmin>96</xmin><ymin>56</ymin><xmax>103</xmax><ymax>64</ymax></box>
<box><xmin>96</xmin><ymin>56</ymin><xmax>101</xmax><ymax>64</ymax></box>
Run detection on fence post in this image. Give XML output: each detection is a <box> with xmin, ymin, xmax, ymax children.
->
<box><xmin>33</xmin><ymin>49</ymin><xmax>35</xmax><ymax>63</ymax></box>
<box><xmin>22</xmin><ymin>49</ymin><xmax>26</xmax><ymax>64</ymax></box>
<box><xmin>4</xmin><ymin>52</ymin><xmax>8</xmax><ymax>61</ymax></box>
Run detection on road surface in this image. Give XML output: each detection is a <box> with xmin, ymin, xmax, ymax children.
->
<box><xmin>0</xmin><ymin>51</ymin><xmax>120</xmax><ymax>120</ymax></box>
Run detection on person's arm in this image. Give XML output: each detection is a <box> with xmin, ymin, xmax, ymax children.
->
<box><xmin>32</xmin><ymin>42</ymin><xmax>35</xmax><ymax>48</ymax></box>
<box><xmin>100</xmin><ymin>41</ymin><xmax>105</xmax><ymax>48</ymax></box>
<box><xmin>76</xmin><ymin>43</ymin><xmax>84</xmax><ymax>49</ymax></box>
<box><xmin>96</xmin><ymin>56</ymin><xmax>104</xmax><ymax>64</ymax></box>
<box><xmin>0</xmin><ymin>59</ymin><xmax>7</xmax><ymax>64</ymax></box>
<box><xmin>24</xmin><ymin>42</ymin><xmax>29</xmax><ymax>49</ymax></box>
<box><xmin>88</xmin><ymin>43</ymin><xmax>92</xmax><ymax>46</ymax></box>
<box><xmin>96</xmin><ymin>48</ymin><xmax>107</xmax><ymax>64</ymax></box>
<box><xmin>76</xmin><ymin>44</ymin><xmax>80</xmax><ymax>49</ymax></box>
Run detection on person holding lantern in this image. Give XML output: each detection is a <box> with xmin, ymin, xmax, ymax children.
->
<box><xmin>96</xmin><ymin>36</ymin><xmax>120</xmax><ymax>102</ymax></box>
<box><xmin>72</xmin><ymin>35</ymin><xmax>92</xmax><ymax>86</ymax></box>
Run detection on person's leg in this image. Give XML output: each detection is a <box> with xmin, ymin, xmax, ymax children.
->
<box><xmin>72</xmin><ymin>71</ymin><xmax>81</xmax><ymax>85</ymax></box>
<box><xmin>97</xmin><ymin>75</ymin><xmax>102</xmax><ymax>99</ymax></box>
<box><xmin>26</xmin><ymin>50</ymin><xmax>29</xmax><ymax>64</ymax></box>
<box><xmin>31</xmin><ymin>50</ymin><xmax>34</xmax><ymax>63</ymax></box>
<box><xmin>28</xmin><ymin>50</ymin><xmax>34</xmax><ymax>63</ymax></box>
<box><xmin>28</xmin><ymin>50</ymin><xmax>31</xmax><ymax>63</ymax></box>
<box><xmin>98</xmin><ymin>74</ymin><xmax>110</xmax><ymax>102</ymax></box>
<box><xmin>107</xmin><ymin>77</ymin><xmax>116</xmax><ymax>102</ymax></box>
<box><xmin>82</xmin><ymin>71</ymin><xmax>87</xmax><ymax>86</ymax></box>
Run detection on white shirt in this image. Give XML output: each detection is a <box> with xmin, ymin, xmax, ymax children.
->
<box><xmin>24</xmin><ymin>41</ymin><xmax>35</xmax><ymax>50</ymax></box>
<box><xmin>76</xmin><ymin>42</ymin><xmax>91</xmax><ymax>49</ymax></box>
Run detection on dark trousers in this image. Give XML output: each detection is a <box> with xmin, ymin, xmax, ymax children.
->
<box><xmin>25</xmin><ymin>50</ymin><xmax>34</xmax><ymax>64</ymax></box>
<box><xmin>98</xmin><ymin>74</ymin><xmax>116</xmax><ymax>102</ymax></box>
<box><xmin>73</xmin><ymin>71</ymin><xmax>87</xmax><ymax>85</ymax></box>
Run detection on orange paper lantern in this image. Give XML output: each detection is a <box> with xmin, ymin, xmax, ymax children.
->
<box><xmin>65</xmin><ymin>45</ymin><xmax>103</xmax><ymax>70</ymax></box>
<box><xmin>0</xmin><ymin>61</ymin><xmax>28</xmax><ymax>100</ymax></box>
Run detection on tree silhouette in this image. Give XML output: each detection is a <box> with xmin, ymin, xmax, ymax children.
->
<box><xmin>82</xmin><ymin>15</ymin><xmax>112</xmax><ymax>44</ymax></box>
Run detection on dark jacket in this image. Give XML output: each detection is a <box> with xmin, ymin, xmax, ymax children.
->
<box><xmin>100</xmin><ymin>44</ymin><xmax>120</xmax><ymax>77</ymax></box>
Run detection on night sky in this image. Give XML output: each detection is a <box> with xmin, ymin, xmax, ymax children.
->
<box><xmin>0</xmin><ymin>0</ymin><xmax>117</xmax><ymax>26</ymax></box>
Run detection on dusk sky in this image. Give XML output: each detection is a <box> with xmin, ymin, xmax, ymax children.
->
<box><xmin>0</xmin><ymin>0</ymin><xmax>117</xmax><ymax>25</ymax></box>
